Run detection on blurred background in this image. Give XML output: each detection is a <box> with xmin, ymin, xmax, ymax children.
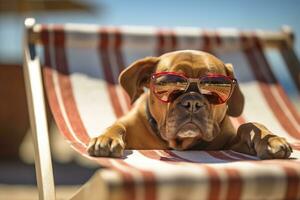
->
<box><xmin>0</xmin><ymin>0</ymin><xmax>299</xmax><ymax>199</ymax></box>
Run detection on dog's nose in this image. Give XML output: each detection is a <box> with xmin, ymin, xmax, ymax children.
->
<box><xmin>181</xmin><ymin>99</ymin><xmax>203</xmax><ymax>113</ymax></box>
<box><xmin>180</xmin><ymin>94</ymin><xmax>204</xmax><ymax>113</ymax></box>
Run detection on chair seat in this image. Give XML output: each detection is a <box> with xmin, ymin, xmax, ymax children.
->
<box><xmin>71</xmin><ymin>150</ymin><xmax>300</xmax><ymax>200</ymax></box>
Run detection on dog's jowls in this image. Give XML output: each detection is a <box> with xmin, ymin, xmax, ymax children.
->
<box><xmin>87</xmin><ymin>50</ymin><xmax>292</xmax><ymax>159</ymax></box>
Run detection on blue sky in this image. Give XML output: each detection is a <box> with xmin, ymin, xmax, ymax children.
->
<box><xmin>0</xmin><ymin>0</ymin><xmax>300</xmax><ymax>62</ymax></box>
<box><xmin>100</xmin><ymin>0</ymin><xmax>300</xmax><ymax>52</ymax></box>
<box><xmin>100</xmin><ymin>1</ymin><xmax>300</xmax><ymax>28</ymax></box>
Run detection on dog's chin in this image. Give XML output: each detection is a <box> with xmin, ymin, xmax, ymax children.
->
<box><xmin>168</xmin><ymin>123</ymin><xmax>202</xmax><ymax>150</ymax></box>
<box><xmin>167</xmin><ymin>122</ymin><xmax>216</xmax><ymax>150</ymax></box>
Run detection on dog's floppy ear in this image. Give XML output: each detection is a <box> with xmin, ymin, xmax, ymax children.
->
<box><xmin>119</xmin><ymin>56</ymin><xmax>160</xmax><ymax>104</ymax></box>
<box><xmin>225</xmin><ymin>63</ymin><xmax>245</xmax><ymax>117</ymax></box>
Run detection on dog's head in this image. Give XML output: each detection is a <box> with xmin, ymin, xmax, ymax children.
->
<box><xmin>120</xmin><ymin>50</ymin><xmax>244</xmax><ymax>150</ymax></box>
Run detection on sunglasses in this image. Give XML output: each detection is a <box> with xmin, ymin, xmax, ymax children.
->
<box><xmin>150</xmin><ymin>72</ymin><xmax>237</xmax><ymax>104</ymax></box>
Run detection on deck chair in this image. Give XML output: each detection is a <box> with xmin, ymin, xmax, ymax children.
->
<box><xmin>23</xmin><ymin>18</ymin><xmax>300</xmax><ymax>200</ymax></box>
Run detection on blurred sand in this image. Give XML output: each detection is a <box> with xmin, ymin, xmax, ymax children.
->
<box><xmin>0</xmin><ymin>184</ymin><xmax>79</xmax><ymax>200</ymax></box>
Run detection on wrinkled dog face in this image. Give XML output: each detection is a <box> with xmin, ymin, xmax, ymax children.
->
<box><xmin>149</xmin><ymin>51</ymin><xmax>229</xmax><ymax>150</ymax></box>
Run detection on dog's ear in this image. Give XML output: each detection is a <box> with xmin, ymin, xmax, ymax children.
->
<box><xmin>225</xmin><ymin>63</ymin><xmax>245</xmax><ymax>117</ymax></box>
<box><xmin>119</xmin><ymin>57</ymin><xmax>160</xmax><ymax>104</ymax></box>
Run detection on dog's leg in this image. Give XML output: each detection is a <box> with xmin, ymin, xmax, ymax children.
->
<box><xmin>87</xmin><ymin>122</ymin><xmax>126</xmax><ymax>157</ymax></box>
<box><xmin>228</xmin><ymin>122</ymin><xmax>293</xmax><ymax>159</ymax></box>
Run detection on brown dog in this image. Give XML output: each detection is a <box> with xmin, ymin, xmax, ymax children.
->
<box><xmin>87</xmin><ymin>50</ymin><xmax>292</xmax><ymax>159</ymax></box>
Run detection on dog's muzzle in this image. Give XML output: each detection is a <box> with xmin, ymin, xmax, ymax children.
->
<box><xmin>177</xmin><ymin>92</ymin><xmax>207</xmax><ymax>113</ymax></box>
<box><xmin>174</xmin><ymin>92</ymin><xmax>208</xmax><ymax>113</ymax></box>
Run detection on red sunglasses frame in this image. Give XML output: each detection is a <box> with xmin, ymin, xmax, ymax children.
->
<box><xmin>150</xmin><ymin>71</ymin><xmax>237</xmax><ymax>104</ymax></box>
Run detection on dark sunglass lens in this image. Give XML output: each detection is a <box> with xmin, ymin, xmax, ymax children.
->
<box><xmin>199</xmin><ymin>76</ymin><xmax>233</xmax><ymax>104</ymax></box>
<box><xmin>204</xmin><ymin>94</ymin><xmax>223</xmax><ymax>104</ymax></box>
<box><xmin>153</xmin><ymin>74</ymin><xmax>188</xmax><ymax>102</ymax></box>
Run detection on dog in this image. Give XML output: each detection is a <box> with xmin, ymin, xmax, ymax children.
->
<box><xmin>87</xmin><ymin>50</ymin><xmax>292</xmax><ymax>159</ymax></box>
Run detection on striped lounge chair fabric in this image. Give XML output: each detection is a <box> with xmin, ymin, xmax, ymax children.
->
<box><xmin>23</xmin><ymin>18</ymin><xmax>300</xmax><ymax>200</ymax></box>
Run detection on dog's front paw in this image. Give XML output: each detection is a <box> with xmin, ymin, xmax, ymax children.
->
<box><xmin>256</xmin><ymin>136</ymin><xmax>293</xmax><ymax>159</ymax></box>
<box><xmin>87</xmin><ymin>135</ymin><xmax>125</xmax><ymax>158</ymax></box>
